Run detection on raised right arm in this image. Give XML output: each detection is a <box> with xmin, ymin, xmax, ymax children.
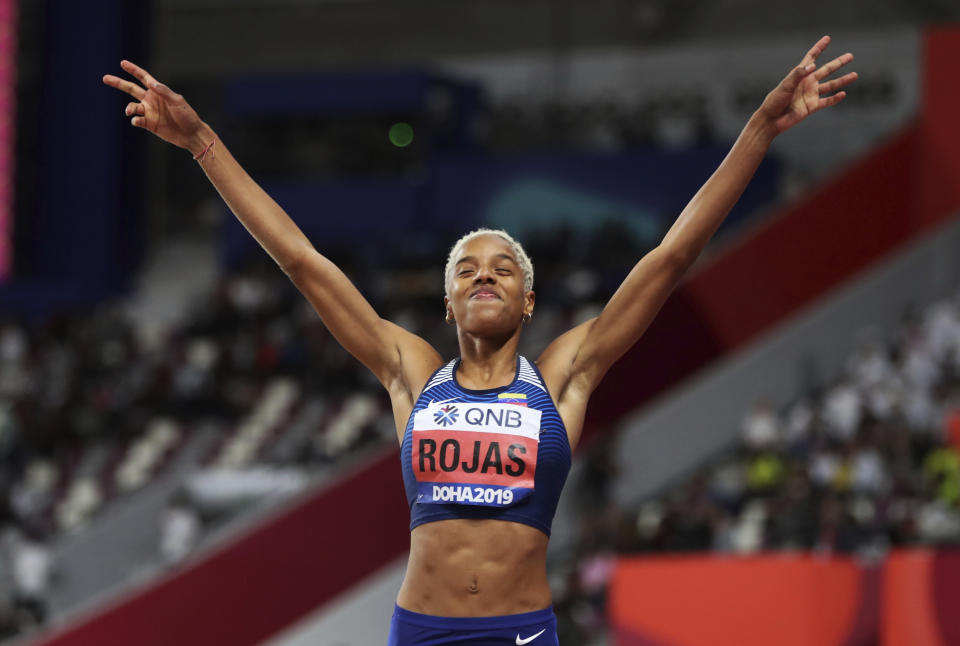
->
<box><xmin>103</xmin><ymin>61</ymin><xmax>442</xmax><ymax>410</ymax></box>
<box><xmin>203</xmin><ymin>133</ymin><xmax>442</xmax><ymax>396</ymax></box>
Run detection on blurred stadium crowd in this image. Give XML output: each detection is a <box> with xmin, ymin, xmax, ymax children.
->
<box><xmin>552</xmin><ymin>287</ymin><xmax>960</xmax><ymax>643</ymax></box>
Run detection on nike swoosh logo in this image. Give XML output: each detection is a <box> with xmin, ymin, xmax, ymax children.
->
<box><xmin>516</xmin><ymin>629</ymin><xmax>546</xmax><ymax>645</ymax></box>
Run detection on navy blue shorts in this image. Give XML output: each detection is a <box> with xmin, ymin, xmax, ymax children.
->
<box><xmin>388</xmin><ymin>605</ymin><xmax>559</xmax><ymax>646</ymax></box>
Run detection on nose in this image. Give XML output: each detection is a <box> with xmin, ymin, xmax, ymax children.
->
<box><xmin>473</xmin><ymin>265</ymin><xmax>495</xmax><ymax>284</ymax></box>
<box><xmin>473</xmin><ymin>266</ymin><xmax>497</xmax><ymax>285</ymax></box>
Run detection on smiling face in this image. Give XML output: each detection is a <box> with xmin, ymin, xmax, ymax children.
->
<box><xmin>444</xmin><ymin>233</ymin><xmax>535</xmax><ymax>337</ymax></box>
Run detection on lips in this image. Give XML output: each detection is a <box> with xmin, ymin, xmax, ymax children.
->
<box><xmin>470</xmin><ymin>288</ymin><xmax>500</xmax><ymax>300</ymax></box>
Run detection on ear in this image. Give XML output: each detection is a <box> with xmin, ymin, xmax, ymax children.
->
<box><xmin>443</xmin><ymin>295</ymin><xmax>452</xmax><ymax>317</ymax></box>
<box><xmin>524</xmin><ymin>290</ymin><xmax>536</xmax><ymax>317</ymax></box>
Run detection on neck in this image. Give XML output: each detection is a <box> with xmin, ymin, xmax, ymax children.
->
<box><xmin>455</xmin><ymin>327</ymin><xmax>522</xmax><ymax>390</ymax></box>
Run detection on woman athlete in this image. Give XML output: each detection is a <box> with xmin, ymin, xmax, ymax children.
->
<box><xmin>105</xmin><ymin>36</ymin><xmax>855</xmax><ymax>645</ymax></box>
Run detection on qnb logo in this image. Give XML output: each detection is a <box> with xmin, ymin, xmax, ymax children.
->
<box><xmin>433</xmin><ymin>404</ymin><xmax>459</xmax><ymax>426</ymax></box>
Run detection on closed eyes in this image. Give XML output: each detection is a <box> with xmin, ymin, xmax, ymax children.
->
<box><xmin>457</xmin><ymin>267</ymin><xmax>511</xmax><ymax>277</ymax></box>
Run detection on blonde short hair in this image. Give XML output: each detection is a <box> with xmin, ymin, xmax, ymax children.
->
<box><xmin>444</xmin><ymin>228</ymin><xmax>534</xmax><ymax>297</ymax></box>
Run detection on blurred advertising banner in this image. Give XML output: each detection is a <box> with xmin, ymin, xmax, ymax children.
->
<box><xmin>609</xmin><ymin>549</ymin><xmax>960</xmax><ymax>646</ymax></box>
<box><xmin>441</xmin><ymin>29</ymin><xmax>920</xmax><ymax>183</ymax></box>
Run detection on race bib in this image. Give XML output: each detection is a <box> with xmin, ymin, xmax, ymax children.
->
<box><xmin>412</xmin><ymin>401</ymin><xmax>540</xmax><ymax>507</ymax></box>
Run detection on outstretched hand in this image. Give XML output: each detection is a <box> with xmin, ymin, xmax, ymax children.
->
<box><xmin>758</xmin><ymin>36</ymin><xmax>857</xmax><ymax>135</ymax></box>
<box><xmin>102</xmin><ymin>60</ymin><xmax>208</xmax><ymax>154</ymax></box>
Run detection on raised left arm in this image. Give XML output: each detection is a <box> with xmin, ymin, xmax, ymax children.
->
<box><xmin>539</xmin><ymin>36</ymin><xmax>856</xmax><ymax>419</ymax></box>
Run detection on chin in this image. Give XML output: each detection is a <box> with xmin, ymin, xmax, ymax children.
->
<box><xmin>461</xmin><ymin>312</ymin><xmax>518</xmax><ymax>337</ymax></box>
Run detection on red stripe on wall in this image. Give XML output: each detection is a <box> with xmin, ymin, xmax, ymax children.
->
<box><xmin>916</xmin><ymin>27</ymin><xmax>960</xmax><ymax>226</ymax></box>
<box><xmin>584</xmin><ymin>126</ymin><xmax>923</xmax><ymax>439</ymax></box>
<box><xmin>33</xmin><ymin>449</ymin><xmax>409</xmax><ymax>646</ymax></box>
<box><xmin>684</xmin><ymin>127</ymin><xmax>917</xmax><ymax>351</ymax></box>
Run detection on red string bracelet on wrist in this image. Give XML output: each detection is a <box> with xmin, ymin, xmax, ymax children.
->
<box><xmin>193</xmin><ymin>138</ymin><xmax>216</xmax><ymax>164</ymax></box>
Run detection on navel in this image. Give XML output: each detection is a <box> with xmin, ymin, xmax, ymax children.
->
<box><xmin>468</xmin><ymin>576</ymin><xmax>479</xmax><ymax>594</ymax></box>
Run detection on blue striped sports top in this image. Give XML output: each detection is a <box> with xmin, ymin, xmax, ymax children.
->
<box><xmin>401</xmin><ymin>355</ymin><xmax>571</xmax><ymax>536</ymax></box>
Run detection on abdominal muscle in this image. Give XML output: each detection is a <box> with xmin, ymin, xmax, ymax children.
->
<box><xmin>396</xmin><ymin>518</ymin><xmax>552</xmax><ymax>617</ymax></box>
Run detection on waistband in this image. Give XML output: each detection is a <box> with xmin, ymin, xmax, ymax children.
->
<box><xmin>392</xmin><ymin>605</ymin><xmax>555</xmax><ymax>630</ymax></box>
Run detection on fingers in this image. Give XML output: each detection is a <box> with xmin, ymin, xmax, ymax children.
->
<box><xmin>102</xmin><ymin>74</ymin><xmax>146</xmax><ymax>100</ymax></box>
<box><xmin>115</xmin><ymin>60</ymin><xmax>182</xmax><ymax>101</ymax></box>
<box><xmin>120</xmin><ymin>59</ymin><xmax>158</xmax><ymax>89</ymax></box>
<box><xmin>814</xmin><ymin>52</ymin><xmax>854</xmax><ymax>81</ymax></box>
<box><xmin>106</xmin><ymin>60</ymin><xmax>182</xmax><ymax>106</ymax></box>
<box><xmin>124</xmin><ymin>101</ymin><xmax>147</xmax><ymax>117</ymax></box>
<box><xmin>818</xmin><ymin>91</ymin><xmax>847</xmax><ymax>110</ymax></box>
<box><xmin>818</xmin><ymin>71</ymin><xmax>858</xmax><ymax>95</ymax></box>
<box><xmin>151</xmin><ymin>82</ymin><xmax>180</xmax><ymax>100</ymax></box>
<box><xmin>796</xmin><ymin>63</ymin><xmax>816</xmax><ymax>80</ymax></box>
<box><xmin>800</xmin><ymin>35</ymin><xmax>831</xmax><ymax>67</ymax></box>
<box><xmin>779</xmin><ymin>62</ymin><xmax>816</xmax><ymax>95</ymax></box>
<box><xmin>124</xmin><ymin>101</ymin><xmax>149</xmax><ymax>128</ymax></box>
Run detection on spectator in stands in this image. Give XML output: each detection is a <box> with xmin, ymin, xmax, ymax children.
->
<box><xmin>765</xmin><ymin>466</ymin><xmax>817</xmax><ymax>549</ymax></box>
<box><xmin>746</xmin><ymin>451</ymin><xmax>786</xmax><ymax>496</ymax></box>
<box><xmin>924</xmin><ymin>298</ymin><xmax>960</xmax><ymax>370</ymax></box>
<box><xmin>822</xmin><ymin>378</ymin><xmax>862</xmax><ymax>443</ymax></box>
<box><xmin>596</xmin><ymin>287</ymin><xmax>960</xmax><ymax>575</ymax></box>
<box><xmin>849</xmin><ymin>430</ymin><xmax>889</xmax><ymax>495</ymax></box>
<box><xmin>923</xmin><ymin>445</ymin><xmax>960</xmax><ymax>507</ymax></box>
<box><xmin>0</xmin><ymin>534</ymin><xmax>19</xmax><ymax>640</ymax></box>
<box><xmin>741</xmin><ymin>399</ymin><xmax>781</xmax><ymax>451</ymax></box>
<box><xmin>782</xmin><ymin>394</ymin><xmax>816</xmax><ymax>455</ymax></box>
<box><xmin>4</xmin><ymin>523</ymin><xmax>53</xmax><ymax>629</ymax></box>
<box><xmin>814</xmin><ymin>494</ymin><xmax>861</xmax><ymax>554</ymax></box>
<box><xmin>159</xmin><ymin>490</ymin><xmax>202</xmax><ymax>567</ymax></box>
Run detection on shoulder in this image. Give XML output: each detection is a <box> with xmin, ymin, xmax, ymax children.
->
<box><xmin>419</xmin><ymin>357</ymin><xmax>458</xmax><ymax>394</ymax></box>
<box><xmin>380</xmin><ymin>320</ymin><xmax>445</xmax><ymax>403</ymax></box>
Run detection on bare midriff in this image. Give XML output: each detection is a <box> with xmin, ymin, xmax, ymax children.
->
<box><xmin>396</xmin><ymin>518</ymin><xmax>551</xmax><ymax>617</ymax></box>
